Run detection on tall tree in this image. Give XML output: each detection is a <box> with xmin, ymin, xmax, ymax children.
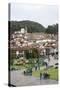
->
<box><xmin>45</xmin><ymin>24</ymin><xmax>58</xmax><ymax>34</ymax></box>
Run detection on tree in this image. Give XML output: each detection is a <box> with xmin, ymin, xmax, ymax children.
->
<box><xmin>9</xmin><ymin>20</ymin><xmax>45</xmax><ymax>35</ymax></box>
<box><xmin>10</xmin><ymin>50</ymin><xmax>16</xmax><ymax>65</ymax></box>
<box><xmin>25</xmin><ymin>50</ymin><xmax>30</xmax><ymax>59</ymax></box>
<box><xmin>25</xmin><ymin>48</ymin><xmax>39</xmax><ymax>59</ymax></box>
<box><xmin>45</xmin><ymin>24</ymin><xmax>58</xmax><ymax>34</ymax></box>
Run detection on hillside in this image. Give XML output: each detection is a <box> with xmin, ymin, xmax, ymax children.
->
<box><xmin>9</xmin><ymin>20</ymin><xmax>46</xmax><ymax>35</ymax></box>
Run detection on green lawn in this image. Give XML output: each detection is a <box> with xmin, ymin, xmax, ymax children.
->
<box><xmin>32</xmin><ymin>67</ymin><xmax>58</xmax><ymax>80</ymax></box>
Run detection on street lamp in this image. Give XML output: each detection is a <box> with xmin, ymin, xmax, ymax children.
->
<box><xmin>45</xmin><ymin>47</ymin><xmax>50</xmax><ymax>69</ymax></box>
<box><xmin>29</xmin><ymin>50</ymin><xmax>32</xmax><ymax>67</ymax></box>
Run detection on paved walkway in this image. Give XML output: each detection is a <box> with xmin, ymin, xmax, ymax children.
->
<box><xmin>10</xmin><ymin>70</ymin><xmax>58</xmax><ymax>86</ymax></box>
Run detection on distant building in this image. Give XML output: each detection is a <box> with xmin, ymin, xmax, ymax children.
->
<box><xmin>21</xmin><ymin>27</ymin><xmax>27</xmax><ymax>34</ymax></box>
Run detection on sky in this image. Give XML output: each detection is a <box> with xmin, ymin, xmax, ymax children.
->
<box><xmin>10</xmin><ymin>3</ymin><xmax>58</xmax><ymax>27</ymax></box>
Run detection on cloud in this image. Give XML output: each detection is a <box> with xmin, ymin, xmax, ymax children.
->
<box><xmin>10</xmin><ymin>3</ymin><xmax>58</xmax><ymax>27</ymax></box>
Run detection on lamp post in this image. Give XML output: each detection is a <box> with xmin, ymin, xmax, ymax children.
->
<box><xmin>37</xmin><ymin>49</ymin><xmax>40</xmax><ymax>70</ymax></box>
<box><xmin>29</xmin><ymin>50</ymin><xmax>32</xmax><ymax>67</ymax></box>
<box><xmin>45</xmin><ymin>47</ymin><xmax>50</xmax><ymax>69</ymax></box>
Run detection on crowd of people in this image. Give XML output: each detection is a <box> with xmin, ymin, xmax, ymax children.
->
<box><xmin>40</xmin><ymin>72</ymin><xmax>50</xmax><ymax>80</ymax></box>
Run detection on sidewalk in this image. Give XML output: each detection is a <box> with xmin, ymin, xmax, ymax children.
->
<box><xmin>10</xmin><ymin>70</ymin><xmax>58</xmax><ymax>86</ymax></box>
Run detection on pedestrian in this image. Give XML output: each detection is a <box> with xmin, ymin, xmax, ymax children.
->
<box><xmin>40</xmin><ymin>73</ymin><xmax>42</xmax><ymax>80</ymax></box>
<box><xmin>45</xmin><ymin>62</ymin><xmax>48</xmax><ymax>69</ymax></box>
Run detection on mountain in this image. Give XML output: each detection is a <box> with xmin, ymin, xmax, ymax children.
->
<box><xmin>9</xmin><ymin>20</ymin><xmax>46</xmax><ymax>35</ymax></box>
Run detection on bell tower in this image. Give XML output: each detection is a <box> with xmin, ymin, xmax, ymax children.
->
<box><xmin>25</xmin><ymin>26</ymin><xmax>27</xmax><ymax>33</ymax></box>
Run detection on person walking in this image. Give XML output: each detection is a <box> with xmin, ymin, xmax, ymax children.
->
<box><xmin>40</xmin><ymin>73</ymin><xmax>42</xmax><ymax>80</ymax></box>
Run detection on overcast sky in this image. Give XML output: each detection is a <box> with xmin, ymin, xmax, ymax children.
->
<box><xmin>10</xmin><ymin>3</ymin><xmax>58</xmax><ymax>27</ymax></box>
